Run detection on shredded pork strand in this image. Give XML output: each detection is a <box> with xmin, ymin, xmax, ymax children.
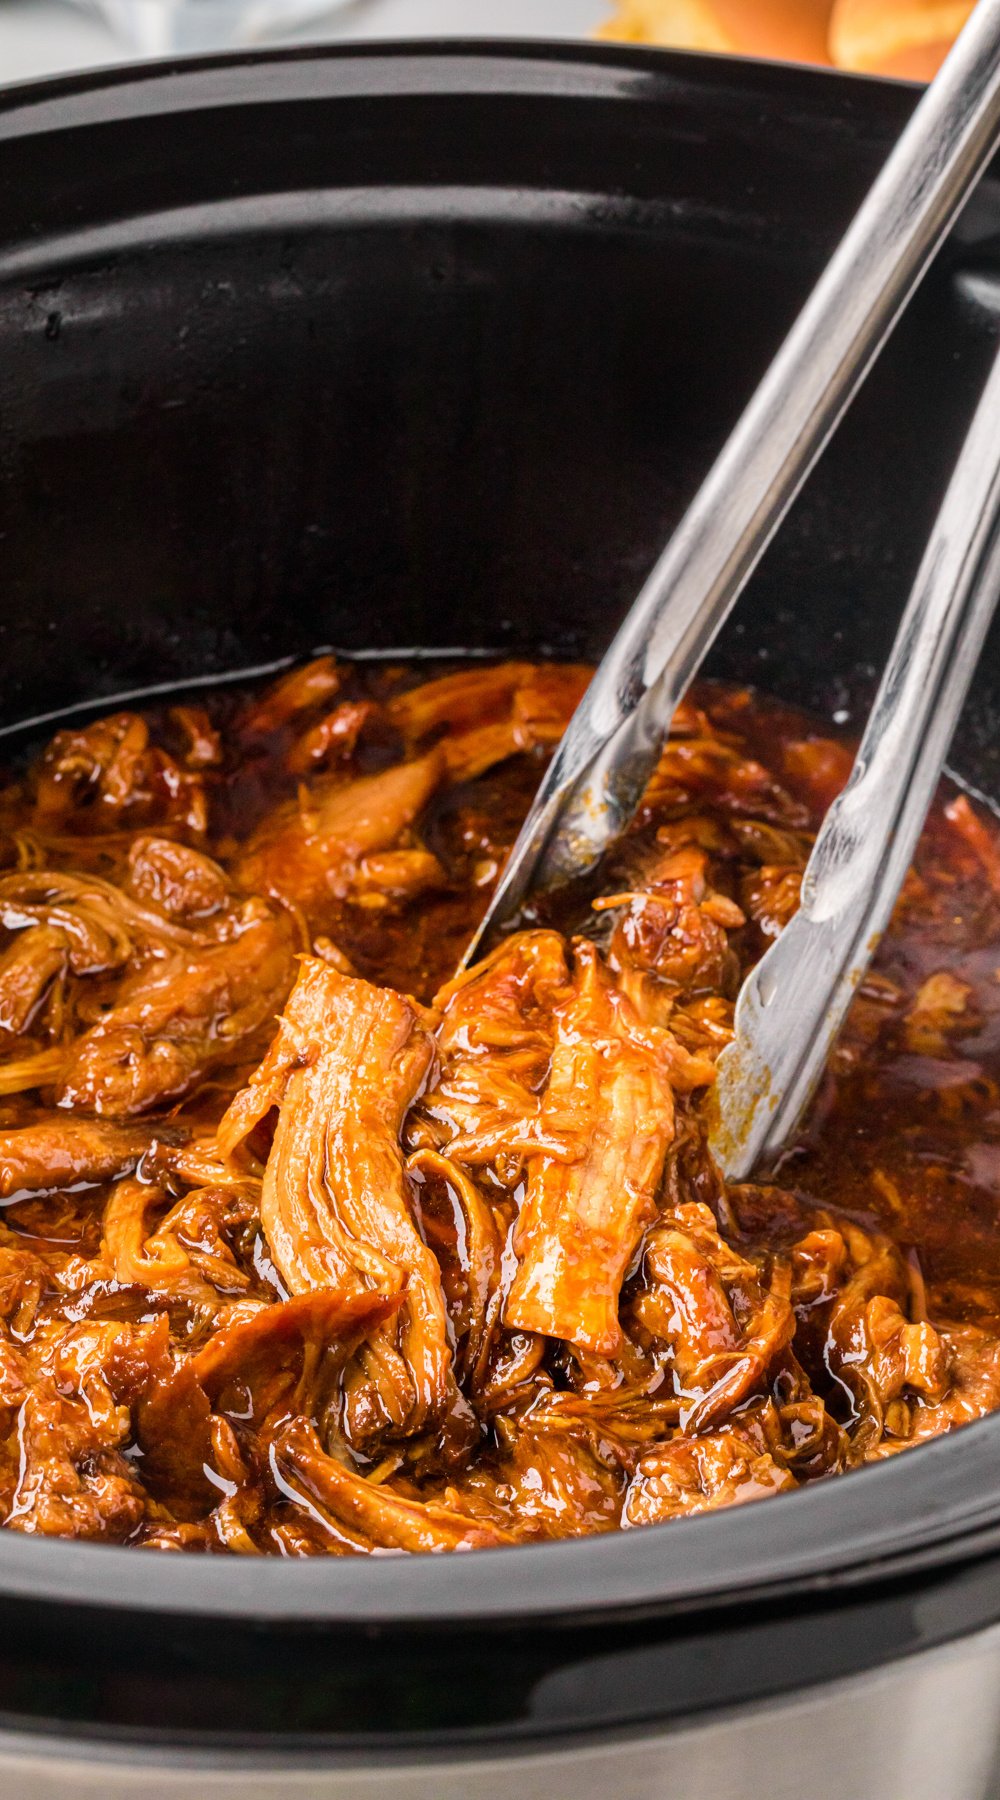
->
<box><xmin>219</xmin><ymin>958</ymin><xmax>454</xmax><ymax>1434</ymax></box>
<box><xmin>57</xmin><ymin>901</ymin><xmax>298</xmax><ymax>1116</ymax></box>
<box><xmin>504</xmin><ymin>942</ymin><xmax>692</xmax><ymax>1355</ymax></box>
<box><xmin>235</xmin><ymin>752</ymin><xmax>445</xmax><ymax>919</ymax></box>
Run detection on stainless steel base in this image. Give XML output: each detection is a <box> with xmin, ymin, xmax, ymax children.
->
<box><xmin>4</xmin><ymin>1623</ymin><xmax>1000</xmax><ymax>1800</ymax></box>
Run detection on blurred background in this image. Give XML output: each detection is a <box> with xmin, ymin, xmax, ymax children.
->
<box><xmin>599</xmin><ymin>0</ymin><xmax>974</xmax><ymax>78</ymax></box>
<box><xmin>0</xmin><ymin>0</ymin><xmax>972</xmax><ymax>96</ymax></box>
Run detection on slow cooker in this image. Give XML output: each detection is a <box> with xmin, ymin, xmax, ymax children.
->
<box><xmin>3</xmin><ymin>38</ymin><xmax>1000</xmax><ymax>1799</ymax></box>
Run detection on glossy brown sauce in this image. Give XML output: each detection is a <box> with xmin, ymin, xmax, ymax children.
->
<box><xmin>0</xmin><ymin>657</ymin><xmax>997</xmax><ymax>1552</ymax></box>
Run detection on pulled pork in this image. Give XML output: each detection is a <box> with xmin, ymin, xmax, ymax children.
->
<box><xmin>0</xmin><ymin>657</ymin><xmax>995</xmax><ymax>1553</ymax></box>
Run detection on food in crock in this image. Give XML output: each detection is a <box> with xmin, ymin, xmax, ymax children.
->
<box><xmin>0</xmin><ymin>656</ymin><xmax>996</xmax><ymax>1554</ymax></box>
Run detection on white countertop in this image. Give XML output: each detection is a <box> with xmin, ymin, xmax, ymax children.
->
<box><xmin>0</xmin><ymin>0</ymin><xmax>605</xmax><ymax>85</ymax></box>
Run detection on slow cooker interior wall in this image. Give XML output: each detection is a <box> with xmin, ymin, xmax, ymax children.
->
<box><xmin>2</xmin><ymin>78</ymin><xmax>1000</xmax><ymax>791</ymax></box>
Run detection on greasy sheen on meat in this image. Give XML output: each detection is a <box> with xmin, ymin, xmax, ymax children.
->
<box><xmin>504</xmin><ymin>943</ymin><xmax>706</xmax><ymax>1355</ymax></box>
<box><xmin>235</xmin><ymin>752</ymin><xmax>446</xmax><ymax>921</ymax></box>
<box><xmin>218</xmin><ymin>958</ymin><xmax>455</xmax><ymax>1437</ymax></box>
<box><xmin>57</xmin><ymin>900</ymin><xmax>299</xmax><ymax>1117</ymax></box>
<box><xmin>0</xmin><ymin>655</ymin><xmax>998</xmax><ymax>1554</ymax></box>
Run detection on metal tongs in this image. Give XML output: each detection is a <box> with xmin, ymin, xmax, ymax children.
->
<box><xmin>466</xmin><ymin>0</ymin><xmax>1000</xmax><ymax>1179</ymax></box>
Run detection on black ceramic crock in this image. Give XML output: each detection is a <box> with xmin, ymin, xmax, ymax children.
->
<box><xmin>3</xmin><ymin>39</ymin><xmax>1000</xmax><ymax>1792</ymax></box>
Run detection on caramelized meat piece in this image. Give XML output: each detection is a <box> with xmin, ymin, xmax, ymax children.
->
<box><xmin>134</xmin><ymin>1357</ymin><xmax>214</xmax><ymax>1521</ymax></box>
<box><xmin>0</xmin><ymin>1118</ymin><xmax>185</xmax><ymax>1197</ymax></box>
<box><xmin>137</xmin><ymin>1290</ymin><xmax>400</xmax><ymax>1519</ymax></box>
<box><xmin>191</xmin><ymin>1289</ymin><xmax>400</xmax><ymax>1412</ymax></box>
<box><xmin>0</xmin><ymin>925</ymin><xmax>68</xmax><ymax>1034</ymax></box>
<box><xmin>462</xmin><ymin>1423</ymin><xmax>624</xmax><ymax>1539</ymax></box>
<box><xmin>58</xmin><ymin>901</ymin><xmax>297</xmax><ymax>1116</ymax></box>
<box><xmin>388</xmin><ymin>661</ymin><xmax>588</xmax><ymax>745</ymax></box>
<box><xmin>0</xmin><ymin>870</ymin><xmax>135</xmax><ymax>981</ymax></box>
<box><xmin>101</xmin><ymin>1177</ymin><xmax>198</xmax><ymax>1291</ymax></box>
<box><xmin>386</xmin><ymin>661</ymin><xmax>590</xmax><ymax>780</ymax></box>
<box><xmin>6</xmin><ymin>1384</ymin><xmax>146</xmax><ymax>1540</ymax></box>
<box><xmin>781</xmin><ymin>735</ymin><xmax>855</xmax><ymax>813</ymax></box>
<box><xmin>635</xmin><ymin>1217</ymin><xmax>742</xmax><ymax>1385</ymax></box>
<box><xmin>6</xmin><ymin>1323</ymin><xmax>153</xmax><ymax>1541</ymax></box>
<box><xmin>788</xmin><ymin>1220</ymin><xmax>952</xmax><ymax>1455</ymax></box>
<box><xmin>445</xmin><ymin>672</ymin><xmax>590</xmax><ymax>782</ymax></box>
<box><xmin>0</xmin><ymin>1242</ymin><xmax>49</xmax><ymax>1339</ymax></box>
<box><xmin>891</xmin><ymin>1324</ymin><xmax>1000</xmax><ymax>1445</ymax></box>
<box><xmin>945</xmin><ymin>793</ymin><xmax>1000</xmax><ymax>896</ymax></box>
<box><xmin>126</xmin><ymin>837</ymin><xmax>230</xmax><ymax>922</ymax></box>
<box><xmin>862</xmin><ymin>1295</ymin><xmax>950</xmax><ymax>1410</ymax></box>
<box><xmin>407</xmin><ymin>1148</ymin><xmax>502</xmax><ymax>1382</ymax></box>
<box><xmin>388</xmin><ymin>664</ymin><xmax>536</xmax><ymax>739</ymax></box>
<box><xmin>151</xmin><ymin>1185</ymin><xmax>257</xmax><ymax>1294</ymax></box>
<box><xmin>624</xmin><ymin>1430</ymin><xmax>795</xmax><ymax>1524</ymax></box>
<box><xmin>272</xmin><ymin>1419</ymin><xmax>512</xmax><ymax>1553</ymax></box>
<box><xmin>739</xmin><ymin>864</ymin><xmax>804</xmax><ymax>945</ymax></box>
<box><xmin>33</xmin><ymin>712</ymin><xmax>206</xmax><ymax>834</ymax></box>
<box><xmin>241</xmin><ymin>656</ymin><xmax>341</xmax><ymax>734</ymax></box>
<box><xmin>351</xmin><ymin>848</ymin><xmax>447</xmax><ymax>906</ymax></box>
<box><xmin>602</xmin><ymin>845</ymin><xmax>744</xmax><ymax>994</ymax></box>
<box><xmin>220</xmin><ymin>959</ymin><xmax>453</xmax><ymax>1432</ymax></box>
<box><xmin>286</xmin><ymin>700</ymin><xmax>378</xmax><ymax>775</ymax></box>
<box><xmin>640</xmin><ymin>724</ymin><xmax>809</xmax><ymax>827</ymax></box>
<box><xmin>0</xmin><ymin>867</ymin><xmax>210</xmax><ymax>1062</ymax></box>
<box><xmin>505</xmin><ymin>943</ymin><xmax>696</xmax><ymax>1355</ymax></box>
<box><xmin>236</xmin><ymin>751</ymin><xmax>444</xmax><ymax>918</ymax></box>
<box><xmin>0</xmin><ymin>868</ymin><xmax>199</xmax><ymax>964</ymax></box>
<box><xmin>635</xmin><ymin>1205</ymin><xmax>795</xmax><ymax>1430</ymax></box>
<box><xmin>410</xmin><ymin>930</ymin><xmax>571</xmax><ymax>1170</ymax></box>
<box><xmin>433</xmin><ymin>928</ymin><xmax>571</xmax><ymax>1059</ymax></box>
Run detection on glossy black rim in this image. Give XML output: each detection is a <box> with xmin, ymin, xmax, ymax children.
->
<box><xmin>0</xmin><ymin>33</ymin><xmax>920</xmax><ymax>195</ymax></box>
<box><xmin>0</xmin><ymin>1405</ymin><xmax>990</xmax><ymax>1624</ymax></box>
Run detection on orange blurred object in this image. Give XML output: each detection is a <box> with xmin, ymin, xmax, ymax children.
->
<box><xmin>599</xmin><ymin>0</ymin><xmax>975</xmax><ymax>77</ymax></box>
<box><xmin>715</xmin><ymin>0</ymin><xmax>834</xmax><ymax>59</ymax></box>
<box><xmin>829</xmin><ymin>0</ymin><xmax>973</xmax><ymax>76</ymax></box>
<box><xmin>598</xmin><ymin>0</ymin><xmax>833</xmax><ymax>60</ymax></box>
